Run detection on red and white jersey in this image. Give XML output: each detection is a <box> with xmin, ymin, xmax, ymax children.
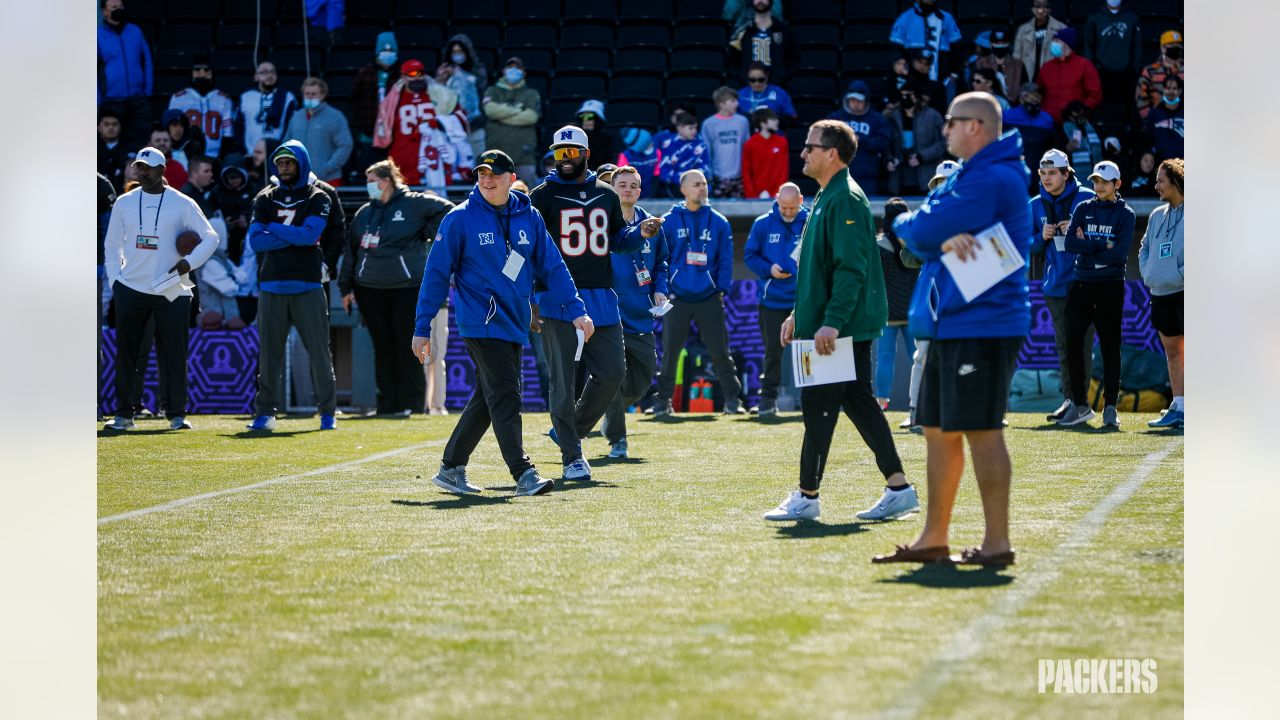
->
<box><xmin>389</xmin><ymin>89</ymin><xmax>469</xmax><ymax>186</ymax></box>
<box><xmin>417</xmin><ymin>113</ymin><xmax>474</xmax><ymax>190</ymax></box>
<box><xmin>168</xmin><ymin>88</ymin><xmax>235</xmax><ymax>156</ymax></box>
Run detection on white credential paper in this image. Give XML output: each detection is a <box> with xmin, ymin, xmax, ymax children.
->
<box><xmin>940</xmin><ymin>222</ymin><xmax>1026</xmax><ymax>303</ymax></box>
<box><xmin>790</xmin><ymin>336</ymin><xmax>857</xmax><ymax>388</ymax></box>
<box><xmin>649</xmin><ymin>300</ymin><xmax>673</xmax><ymax>318</ymax></box>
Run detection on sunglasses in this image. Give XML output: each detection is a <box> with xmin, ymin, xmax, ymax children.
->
<box><xmin>803</xmin><ymin>143</ymin><xmax>833</xmax><ymax>152</ymax></box>
<box><xmin>944</xmin><ymin>115</ymin><xmax>984</xmax><ymax>128</ymax></box>
<box><xmin>748</xmin><ymin>76</ymin><xmax>767</xmax><ymax>84</ymax></box>
<box><xmin>552</xmin><ymin>147</ymin><xmax>586</xmax><ymax>161</ymax></box>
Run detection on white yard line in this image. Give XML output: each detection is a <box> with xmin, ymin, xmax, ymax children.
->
<box><xmin>98</xmin><ymin>440</ymin><xmax>446</xmax><ymax>525</ymax></box>
<box><xmin>880</xmin><ymin>437</ymin><xmax>1183</xmax><ymax>720</ymax></box>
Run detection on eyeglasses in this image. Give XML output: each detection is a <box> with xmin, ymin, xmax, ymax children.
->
<box><xmin>802</xmin><ymin>143</ymin><xmax>834</xmax><ymax>152</ymax></box>
<box><xmin>944</xmin><ymin>115</ymin><xmax>984</xmax><ymax>128</ymax></box>
<box><xmin>748</xmin><ymin>76</ymin><xmax>767</xmax><ymax>84</ymax></box>
<box><xmin>552</xmin><ymin>147</ymin><xmax>586</xmax><ymax>161</ymax></box>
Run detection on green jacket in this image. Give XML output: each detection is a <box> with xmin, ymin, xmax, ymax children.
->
<box><xmin>793</xmin><ymin>167</ymin><xmax>887</xmax><ymax>341</ymax></box>
<box><xmin>482</xmin><ymin>80</ymin><xmax>541</xmax><ymax>167</ymax></box>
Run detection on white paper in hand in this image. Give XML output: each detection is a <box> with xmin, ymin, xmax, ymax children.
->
<box><xmin>648</xmin><ymin>300</ymin><xmax>673</xmax><ymax>318</ymax></box>
<box><xmin>940</xmin><ymin>222</ymin><xmax>1025</xmax><ymax>303</ymax></box>
<box><xmin>574</xmin><ymin>328</ymin><xmax>585</xmax><ymax>361</ymax></box>
<box><xmin>790</xmin><ymin>336</ymin><xmax>857</xmax><ymax>387</ymax></box>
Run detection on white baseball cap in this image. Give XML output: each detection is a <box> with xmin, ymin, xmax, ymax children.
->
<box><xmin>1039</xmin><ymin>149</ymin><xmax>1071</xmax><ymax>170</ymax></box>
<box><xmin>132</xmin><ymin>147</ymin><xmax>167</xmax><ymax>168</ymax></box>
<box><xmin>934</xmin><ymin>159</ymin><xmax>961</xmax><ymax>179</ymax></box>
<box><xmin>550</xmin><ymin>125</ymin><xmax>589</xmax><ymax>149</ymax></box>
<box><xmin>1088</xmin><ymin>160</ymin><xmax>1122</xmax><ymax>182</ymax></box>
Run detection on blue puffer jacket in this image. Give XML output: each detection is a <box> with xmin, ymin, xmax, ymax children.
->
<box><xmin>1029</xmin><ymin>179</ymin><xmax>1095</xmax><ymax>298</ymax></box>
<box><xmin>1064</xmin><ymin>195</ymin><xmax>1136</xmax><ymax>283</ymax></box>
<box><xmin>893</xmin><ymin>130</ymin><xmax>1033</xmax><ymax>340</ymax></box>
<box><xmin>415</xmin><ymin>187</ymin><xmax>585</xmax><ymax>345</ymax></box>
<box><xmin>743</xmin><ymin>202</ymin><xmax>808</xmax><ymax>310</ymax></box>
<box><xmin>611</xmin><ymin>205</ymin><xmax>670</xmax><ymax>335</ymax></box>
<box><xmin>97</xmin><ymin>22</ymin><xmax>153</xmax><ymax>101</ymax></box>
<box><xmin>662</xmin><ymin>202</ymin><xmax>734</xmax><ymax>303</ymax></box>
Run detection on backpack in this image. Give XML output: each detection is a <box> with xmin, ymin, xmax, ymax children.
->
<box><xmin>1087</xmin><ymin>380</ymin><xmax>1171</xmax><ymax>413</ymax></box>
<box><xmin>1007</xmin><ymin>369</ymin><xmax>1064</xmax><ymax>412</ymax></box>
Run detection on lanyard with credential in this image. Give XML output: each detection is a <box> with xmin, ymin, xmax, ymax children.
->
<box><xmin>138</xmin><ymin>190</ymin><xmax>165</xmax><ymax>235</ymax></box>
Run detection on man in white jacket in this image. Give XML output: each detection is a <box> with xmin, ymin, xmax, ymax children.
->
<box><xmin>102</xmin><ymin>148</ymin><xmax>219</xmax><ymax>431</ymax></box>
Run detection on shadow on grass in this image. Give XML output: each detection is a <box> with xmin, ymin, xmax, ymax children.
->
<box><xmin>877</xmin><ymin>563</ymin><xmax>1015</xmax><ymax>589</ymax></box>
<box><xmin>755</xmin><ymin>414</ymin><xmax>804</xmax><ymax>424</ymax></box>
<box><xmin>590</xmin><ymin>456</ymin><xmax>649</xmax><ymax>467</ymax></box>
<box><xmin>98</xmin><ymin>428</ymin><xmax>179</xmax><ymax>437</ymax></box>
<box><xmin>225</xmin><ymin>430</ymin><xmax>313</xmax><ymax>439</ymax></box>
<box><xmin>646</xmin><ymin>414</ymin><xmax>718</xmax><ymax>424</ymax></box>
<box><xmin>392</xmin><ymin>495</ymin><xmax>510</xmax><ymax>509</ymax></box>
<box><xmin>1018</xmin><ymin>423</ymin><xmax>1114</xmax><ymax>434</ymax></box>
<box><xmin>553</xmin><ymin>476</ymin><xmax>621</xmax><ymax>492</ymax></box>
<box><xmin>773</xmin><ymin>521</ymin><xmax>869</xmax><ymax>539</ymax></box>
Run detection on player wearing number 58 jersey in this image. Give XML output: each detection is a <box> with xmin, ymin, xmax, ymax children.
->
<box><xmin>529</xmin><ymin>126</ymin><xmax>661</xmax><ymax>481</ymax></box>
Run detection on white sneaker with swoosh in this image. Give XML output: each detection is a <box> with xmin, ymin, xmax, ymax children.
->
<box><xmin>764</xmin><ymin>490</ymin><xmax>820</xmax><ymax>521</ymax></box>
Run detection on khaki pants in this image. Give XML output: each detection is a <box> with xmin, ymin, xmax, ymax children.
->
<box><xmin>424</xmin><ymin>307</ymin><xmax>449</xmax><ymax>412</ymax></box>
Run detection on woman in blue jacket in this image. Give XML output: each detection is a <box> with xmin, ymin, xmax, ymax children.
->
<box><xmin>1057</xmin><ymin>160</ymin><xmax>1137</xmax><ymax>428</ymax></box>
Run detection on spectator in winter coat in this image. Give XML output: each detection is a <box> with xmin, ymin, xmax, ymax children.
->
<box><xmin>976</xmin><ymin>30</ymin><xmax>1024</xmax><ymax>105</ymax></box>
<box><xmin>168</xmin><ymin>55</ymin><xmax>235</xmax><ymax>158</ymax></box>
<box><xmin>743</xmin><ymin>183</ymin><xmax>807</xmax><ymax>415</ymax></box>
<box><xmin>179</xmin><ymin>156</ymin><xmax>220</xmax><ymax>219</ymax></box>
<box><xmin>239</xmin><ymin>61</ymin><xmax>298</xmax><ymax>157</ymax></box>
<box><xmin>906</xmin><ymin>48</ymin><xmax>950</xmax><ymax>115</ymax></box>
<box><xmin>1137</xmin><ymin>31</ymin><xmax>1183</xmax><ymax>120</ymax></box>
<box><xmin>97</xmin><ymin>0</ymin><xmax>154</xmax><ymax>148</ymax></box>
<box><xmin>351</xmin><ymin>32</ymin><xmax>402</xmax><ymax>145</ymax></box>
<box><xmin>828</xmin><ymin>80</ymin><xmax>893</xmax><ymax>195</ymax></box>
<box><xmin>890</xmin><ymin>0</ymin><xmax>963</xmax><ymax>82</ymax></box>
<box><xmin>737</xmin><ymin>62</ymin><xmax>798</xmax><ymax>121</ymax></box>
<box><xmin>285</xmin><ymin>77</ymin><xmax>354</xmax><ymax>186</ymax></box>
<box><xmin>742</xmin><ymin>108</ymin><xmax>789</xmax><ymax>199</ymax></box>
<box><xmin>373</xmin><ymin>59</ymin><xmax>465</xmax><ymax>191</ymax></box>
<box><xmin>1038</xmin><ymin>28</ymin><xmax>1102</xmax><ymax>123</ymax></box>
<box><xmin>576</xmin><ymin>99</ymin><xmax>617</xmax><ymax>173</ymax></box>
<box><xmin>1062</xmin><ymin>100</ymin><xmax>1103</xmax><ymax>171</ymax></box>
<box><xmin>164</xmin><ymin>109</ymin><xmax>206</xmax><ymax>167</ymax></box>
<box><xmin>148</xmin><ymin>127</ymin><xmax>188</xmax><ymax>189</ymax></box>
<box><xmin>98</xmin><ymin>108</ymin><xmax>128</xmax><ymax>193</ymax></box>
<box><xmin>729</xmin><ymin>0</ymin><xmax>794</xmax><ymax>83</ymax></box>
<box><xmin>1015</xmin><ymin>0</ymin><xmax>1067</xmax><ymax>81</ymax></box>
<box><xmin>657</xmin><ymin>113</ymin><xmax>711</xmax><ymax>197</ymax></box>
<box><xmin>305</xmin><ymin>0</ymin><xmax>344</xmax><ymax>45</ymax></box>
<box><xmin>1126</xmin><ymin>149</ymin><xmax>1158</xmax><ymax>198</ymax></box>
<box><xmin>886</xmin><ymin>82</ymin><xmax>946</xmax><ymax>194</ymax></box>
<box><xmin>972</xmin><ymin>67</ymin><xmax>1011</xmax><ymax>110</ymax></box>
<box><xmin>1142</xmin><ymin>74</ymin><xmax>1183</xmax><ymax>163</ymax></box>
<box><xmin>617</xmin><ymin>127</ymin><xmax>660</xmax><ymax>199</ymax></box>
<box><xmin>1082</xmin><ymin>0</ymin><xmax>1143</xmax><ymax>113</ymax></box>
<box><xmin>440</xmin><ymin>34</ymin><xmax>487</xmax><ymax>158</ymax></box>
<box><xmin>216</xmin><ymin>165</ymin><xmax>260</xmax><ymax>323</ymax></box>
<box><xmin>483</xmin><ymin>57</ymin><xmax>542</xmax><ymax>186</ymax></box>
<box><xmin>874</xmin><ymin>198</ymin><xmax>919</xmax><ymax>407</ymax></box>
<box><xmin>702</xmin><ymin>87</ymin><xmax>750</xmax><ymax>198</ymax></box>
<box><xmin>1003</xmin><ymin>82</ymin><xmax>1056</xmax><ymax>181</ymax></box>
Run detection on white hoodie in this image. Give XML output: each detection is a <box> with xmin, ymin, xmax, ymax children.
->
<box><xmin>103</xmin><ymin>186</ymin><xmax>219</xmax><ymax>297</ymax></box>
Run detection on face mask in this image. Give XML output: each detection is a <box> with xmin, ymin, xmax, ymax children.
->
<box><xmin>192</xmin><ymin>77</ymin><xmax>214</xmax><ymax>94</ymax></box>
<box><xmin>378</xmin><ymin>51</ymin><xmax>397</xmax><ymax>66</ymax></box>
<box><xmin>451</xmin><ymin>52</ymin><xmax>467</xmax><ymax>65</ymax></box>
<box><xmin>366</xmin><ymin>181</ymin><xmax>382</xmax><ymax>199</ymax></box>
<box><xmin>1165</xmin><ymin>47</ymin><xmax>1183</xmax><ymax>61</ymax></box>
<box><xmin>992</xmin><ymin>48</ymin><xmax>1008</xmax><ymax>59</ymax></box>
<box><xmin>1024</xmin><ymin>103</ymin><xmax>1041</xmax><ymax>114</ymax></box>
<box><xmin>406</xmin><ymin>79</ymin><xmax>427</xmax><ymax>93</ymax></box>
<box><xmin>900</xmin><ymin>96</ymin><xmax>915</xmax><ymax>110</ymax></box>
<box><xmin>1164</xmin><ymin>95</ymin><xmax>1181</xmax><ymax>107</ymax></box>
<box><xmin>303</xmin><ymin>98</ymin><xmax>321</xmax><ymax>110</ymax></box>
<box><xmin>109</xmin><ymin>7</ymin><xmax>126</xmax><ymax>22</ymax></box>
<box><xmin>504</xmin><ymin>67</ymin><xmax>524</xmax><ymax>84</ymax></box>
<box><xmin>1049</xmin><ymin>42</ymin><xmax>1065</xmax><ymax>58</ymax></box>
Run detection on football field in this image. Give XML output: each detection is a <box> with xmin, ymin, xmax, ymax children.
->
<box><xmin>98</xmin><ymin>412</ymin><xmax>1183</xmax><ymax>719</ymax></box>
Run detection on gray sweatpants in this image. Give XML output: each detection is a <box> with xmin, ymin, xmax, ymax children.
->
<box><xmin>1045</xmin><ymin>294</ymin><xmax>1095</xmax><ymax>400</ymax></box>
<box><xmin>601</xmin><ymin>332</ymin><xmax>658</xmax><ymax>443</ymax></box>
<box><xmin>541</xmin><ymin>317</ymin><xmax>626</xmax><ymax>464</ymax></box>
<box><xmin>656</xmin><ymin>296</ymin><xmax>742</xmax><ymax>405</ymax></box>
<box><xmin>255</xmin><ymin>288</ymin><xmax>337</xmax><ymax>416</ymax></box>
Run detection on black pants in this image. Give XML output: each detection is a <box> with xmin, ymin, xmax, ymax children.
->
<box><xmin>601</xmin><ymin>332</ymin><xmax>658</xmax><ymax>443</ymax></box>
<box><xmin>758</xmin><ymin>306</ymin><xmax>791</xmax><ymax>403</ymax></box>
<box><xmin>1045</xmin><ymin>294</ymin><xmax>1094</xmax><ymax>400</ymax></box>
<box><xmin>799</xmin><ymin>340</ymin><xmax>903</xmax><ymax>492</ymax></box>
<box><xmin>656</xmin><ymin>296</ymin><xmax>742</xmax><ymax>404</ymax></box>
<box><xmin>442</xmin><ymin>338</ymin><xmax>534</xmax><ymax>480</ymax></box>
<box><xmin>355</xmin><ymin>285</ymin><xmax>427</xmax><ymax>413</ymax></box>
<box><xmin>113</xmin><ymin>282</ymin><xmax>190</xmax><ymax>418</ymax></box>
<box><xmin>541</xmin><ymin>318</ymin><xmax>626</xmax><ymax>464</ymax></box>
<box><xmin>255</xmin><ymin>289</ymin><xmax>337</xmax><ymax>416</ymax></box>
<box><xmin>1066</xmin><ymin>280</ymin><xmax>1123</xmax><ymax>407</ymax></box>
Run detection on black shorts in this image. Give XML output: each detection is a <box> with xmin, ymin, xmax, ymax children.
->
<box><xmin>1149</xmin><ymin>291</ymin><xmax>1183</xmax><ymax>337</ymax></box>
<box><xmin>917</xmin><ymin>337</ymin><xmax>1022</xmax><ymax>432</ymax></box>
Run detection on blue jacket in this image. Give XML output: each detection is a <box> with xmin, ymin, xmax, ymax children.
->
<box><xmin>415</xmin><ymin>187</ymin><xmax>585</xmax><ymax>345</ymax></box>
<box><xmin>737</xmin><ymin>85</ymin><xmax>797</xmax><ymax>118</ymax></box>
<box><xmin>890</xmin><ymin>4</ymin><xmax>962</xmax><ymax>80</ymax></box>
<box><xmin>618</xmin><ymin>147</ymin><xmax>660</xmax><ymax>198</ymax></box>
<box><xmin>611</xmin><ymin>205</ymin><xmax>670</xmax><ymax>334</ymax></box>
<box><xmin>1064</xmin><ymin>195</ymin><xmax>1136</xmax><ymax>283</ymax></box>
<box><xmin>893</xmin><ymin>130</ymin><xmax>1033</xmax><ymax>340</ymax></box>
<box><xmin>1029</xmin><ymin>179</ymin><xmax>1095</xmax><ymax>297</ymax></box>
<box><xmin>743</xmin><ymin>202</ymin><xmax>808</xmax><ymax>310</ymax></box>
<box><xmin>248</xmin><ymin>140</ymin><xmax>329</xmax><ymax>294</ymax></box>
<box><xmin>658</xmin><ymin>136</ymin><xmax>712</xmax><ymax>184</ymax></box>
<box><xmin>662</xmin><ymin>202</ymin><xmax>734</xmax><ymax>303</ymax></box>
<box><xmin>97</xmin><ymin>22</ymin><xmax>153</xmax><ymax>101</ymax></box>
<box><xmin>306</xmin><ymin>0</ymin><xmax>345</xmax><ymax>32</ymax></box>
<box><xmin>827</xmin><ymin>108</ymin><xmax>893</xmax><ymax>194</ymax></box>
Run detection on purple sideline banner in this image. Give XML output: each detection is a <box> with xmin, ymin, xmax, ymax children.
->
<box><xmin>99</xmin><ymin>281</ymin><xmax>1160</xmax><ymax>415</ymax></box>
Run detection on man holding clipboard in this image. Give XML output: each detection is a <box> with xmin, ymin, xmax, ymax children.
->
<box><xmin>763</xmin><ymin>120</ymin><xmax>914</xmax><ymax>523</ymax></box>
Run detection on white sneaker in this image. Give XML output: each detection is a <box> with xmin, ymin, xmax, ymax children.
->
<box><xmin>563</xmin><ymin>457</ymin><xmax>592</xmax><ymax>481</ymax></box>
<box><xmin>856</xmin><ymin>485</ymin><xmax>920</xmax><ymax>520</ymax></box>
<box><xmin>105</xmin><ymin>415</ymin><xmax>134</xmax><ymax>431</ymax></box>
<box><xmin>763</xmin><ymin>490</ymin><xmax>820</xmax><ymax>521</ymax></box>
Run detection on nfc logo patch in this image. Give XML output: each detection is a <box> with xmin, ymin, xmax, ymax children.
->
<box><xmin>1158</xmin><ymin>242</ymin><xmax>1172</xmax><ymax>259</ymax></box>
<box><xmin>677</xmin><ymin>228</ymin><xmax>689</xmax><ymax>238</ymax></box>
<box><xmin>768</xmin><ymin>233</ymin><xmax>781</xmax><ymax>244</ymax></box>
<box><xmin>478</xmin><ymin>232</ymin><xmax>495</xmax><ymax>246</ymax></box>
<box><xmin>559</xmin><ymin>130</ymin><xmax>574</xmax><ymax>141</ymax></box>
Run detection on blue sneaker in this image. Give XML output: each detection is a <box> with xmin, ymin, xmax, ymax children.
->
<box><xmin>320</xmin><ymin>414</ymin><xmax>337</xmax><ymax>431</ymax></box>
<box><xmin>1148</xmin><ymin>408</ymin><xmax>1184</xmax><ymax>428</ymax></box>
<box><xmin>247</xmin><ymin>415</ymin><xmax>276</xmax><ymax>432</ymax></box>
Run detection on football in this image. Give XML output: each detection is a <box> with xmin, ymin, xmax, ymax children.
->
<box><xmin>175</xmin><ymin>230</ymin><xmax>202</xmax><ymax>256</ymax></box>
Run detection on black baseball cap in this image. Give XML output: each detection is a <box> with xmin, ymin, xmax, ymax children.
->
<box><xmin>474</xmin><ymin>149</ymin><xmax>515</xmax><ymax>175</ymax></box>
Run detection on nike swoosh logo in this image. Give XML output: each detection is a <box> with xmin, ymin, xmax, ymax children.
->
<box><xmin>845</xmin><ymin>220</ymin><xmax>854</xmax><ymax>224</ymax></box>
<box><xmin>554</xmin><ymin>195</ymin><xmax>606</xmax><ymax>207</ymax></box>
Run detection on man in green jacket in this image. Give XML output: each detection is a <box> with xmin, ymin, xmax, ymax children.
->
<box><xmin>483</xmin><ymin>57</ymin><xmax>541</xmax><ymax>186</ymax></box>
<box><xmin>764</xmin><ymin>119</ymin><xmax>916</xmax><ymax>523</ymax></box>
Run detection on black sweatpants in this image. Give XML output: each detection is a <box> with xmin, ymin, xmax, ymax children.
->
<box><xmin>541</xmin><ymin>318</ymin><xmax>626</xmax><ymax>464</ymax></box>
<box><xmin>255</xmin><ymin>289</ymin><xmax>337</xmax><ymax>416</ymax></box>
<box><xmin>758</xmin><ymin>306</ymin><xmax>791</xmax><ymax>403</ymax></box>
<box><xmin>1066</xmin><ymin>280</ymin><xmax>1124</xmax><ymax>407</ymax></box>
<box><xmin>656</xmin><ymin>296</ymin><xmax>742</xmax><ymax>404</ymax></box>
<box><xmin>1045</xmin><ymin>294</ymin><xmax>1094</xmax><ymax>401</ymax></box>
<box><xmin>354</xmin><ymin>285</ymin><xmax>427</xmax><ymax>413</ymax></box>
<box><xmin>799</xmin><ymin>340</ymin><xmax>904</xmax><ymax>492</ymax></box>
<box><xmin>112</xmin><ymin>282</ymin><xmax>190</xmax><ymax>418</ymax></box>
<box><xmin>442</xmin><ymin>338</ymin><xmax>534</xmax><ymax>480</ymax></box>
<box><xmin>601</xmin><ymin>332</ymin><xmax>658</xmax><ymax>444</ymax></box>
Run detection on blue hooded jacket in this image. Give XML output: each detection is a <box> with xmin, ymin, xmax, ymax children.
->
<box><xmin>611</xmin><ymin>205</ymin><xmax>670</xmax><ymax>334</ymax></box>
<box><xmin>743</xmin><ymin>202</ymin><xmax>809</xmax><ymax>310</ymax></box>
<box><xmin>827</xmin><ymin>82</ymin><xmax>893</xmax><ymax>193</ymax></box>
<box><xmin>893</xmin><ymin>130</ymin><xmax>1033</xmax><ymax>340</ymax></box>
<box><xmin>248</xmin><ymin>140</ymin><xmax>329</xmax><ymax>294</ymax></box>
<box><xmin>415</xmin><ymin>187</ymin><xmax>585</xmax><ymax>345</ymax></box>
<box><xmin>1029</xmin><ymin>178</ymin><xmax>1095</xmax><ymax>297</ymax></box>
<box><xmin>662</xmin><ymin>202</ymin><xmax>734</xmax><ymax>303</ymax></box>
<box><xmin>97</xmin><ymin>22</ymin><xmax>153</xmax><ymax>101</ymax></box>
<box><xmin>1064</xmin><ymin>195</ymin><xmax>1136</xmax><ymax>283</ymax></box>
<box><xmin>658</xmin><ymin>136</ymin><xmax>712</xmax><ymax>184</ymax></box>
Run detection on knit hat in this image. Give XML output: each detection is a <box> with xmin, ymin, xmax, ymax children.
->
<box><xmin>1053</xmin><ymin>27</ymin><xmax>1078</xmax><ymax>51</ymax></box>
<box><xmin>375</xmin><ymin>31</ymin><xmax>398</xmax><ymax>55</ymax></box>
<box><xmin>622</xmin><ymin>127</ymin><xmax>654</xmax><ymax>154</ymax></box>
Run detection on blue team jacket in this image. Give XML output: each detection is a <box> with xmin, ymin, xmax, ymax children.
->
<box><xmin>893</xmin><ymin>130</ymin><xmax>1033</xmax><ymax>340</ymax></box>
<box><xmin>1064</xmin><ymin>195</ymin><xmax>1136</xmax><ymax>283</ymax></box>
<box><xmin>415</xmin><ymin>186</ymin><xmax>585</xmax><ymax>345</ymax></box>
<box><xmin>662</xmin><ymin>202</ymin><xmax>734</xmax><ymax>303</ymax></box>
<box><xmin>743</xmin><ymin>202</ymin><xmax>809</xmax><ymax>310</ymax></box>
<box><xmin>1029</xmin><ymin>180</ymin><xmax>1095</xmax><ymax>298</ymax></box>
<box><xmin>610</xmin><ymin>205</ymin><xmax>670</xmax><ymax>335</ymax></box>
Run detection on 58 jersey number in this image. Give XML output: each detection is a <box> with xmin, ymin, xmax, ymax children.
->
<box><xmin>559</xmin><ymin>207</ymin><xmax>609</xmax><ymax>257</ymax></box>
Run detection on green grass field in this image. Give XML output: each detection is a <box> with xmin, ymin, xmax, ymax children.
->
<box><xmin>98</xmin><ymin>411</ymin><xmax>1183</xmax><ymax>719</ymax></box>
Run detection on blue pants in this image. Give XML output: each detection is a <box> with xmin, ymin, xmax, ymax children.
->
<box><xmin>874</xmin><ymin>324</ymin><xmax>915</xmax><ymax>399</ymax></box>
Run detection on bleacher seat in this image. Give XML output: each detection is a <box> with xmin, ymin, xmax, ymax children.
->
<box><xmin>549</xmin><ymin>73</ymin><xmax>608</xmax><ymax>101</ymax></box>
<box><xmin>152</xmin><ymin>49</ymin><xmax>192</xmax><ymax>73</ymax></box>
<box><xmin>790</xmin><ymin>22</ymin><xmax>841</xmax><ymax>51</ymax></box>
<box><xmin>505</xmin><ymin>0</ymin><xmax>561</xmax><ymax>22</ymax></box>
<box><xmin>792</xmin><ymin>0</ymin><xmax>843</xmax><ymax>22</ymax></box>
<box><xmin>507</xmin><ymin>48</ymin><xmax>555</xmax><ymax>76</ymax></box>
<box><xmin>333</xmin><ymin>24</ymin><xmax>386</xmax><ymax>51</ymax></box>
<box><xmin>796</xmin><ymin>98</ymin><xmax>837</xmax><ymax>122</ymax></box>
<box><xmin>958</xmin><ymin>0</ymin><xmax>1014</xmax><ymax>22</ymax></box>
<box><xmin>347</xmin><ymin>0</ymin><xmax>394</xmax><ymax>24</ymax></box>
<box><xmin>324</xmin><ymin>74</ymin><xmax>357</xmax><ymax>99</ymax></box>
<box><xmin>217</xmin><ymin>22</ymin><xmax>267</xmax><ymax>49</ymax></box>
<box><xmin>666</xmin><ymin>75</ymin><xmax>720</xmax><ymax>104</ymax></box>
<box><xmin>167</xmin><ymin>0</ymin><xmax>218</xmax><ymax>23</ymax></box>
<box><xmin>794</xmin><ymin>48</ymin><xmax>839</xmax><ymax>74</ymax></box>
<box><xmin>449</xmin><ymin>0</ymin><xmax>504</xmax><ymax>23</ymax></box>
<box><xmin>326</xmin><ymin>48</ymin><xmax>371</xmax><ymax>74</ymax></box>
<box><xmin>556</xmin><ymin>49</ymin><xmax>612</xmax><ymax>75</ymax></box>
<box><xmin>503</xmin><ymin>23</ymin><xmax>558</xmax><ymax>51</ymax></box>
<box><xmin>124</xmin><ymin>0</ymin><xmax>167</xmax><ymax>24</ymax></box>
<box><xmin>271</xmin><ymin>47</ymin><xmax>325</xmax><ymax>76</ymax></box>
<box><xmin>788</xmin><ymin>75</ymin><xmax>839</xmax><ymax>103</ymax></box>
<box><xmin>843</xmin><ymin>23</ymin><xmax>894</xmax><ymax>48</ymax></box>
<box><xmin>672</xmin><ymin>21</ymin><xmax>728</xmax><ymax>50</ymax></box>
<box><xmin>394</xmin><ymin>24</ymin><xmax>446</xmax><ymax>49</ymax></box>
<box><xmin>272</xmin><ymin>25</ymin><xmax>311</xmax><ymax>49</ymax></box>
<box><xmin>559</xmin><ymin>23</ymin><xmax>617</xmax><ymax>51</ymax></box>
<box><xmin>223</xmin><ymin>0</ymin><xmax>267</xmax><ymax>23</ymax></box>
<box><xmin>448</xmin><ymin>24</ymin><xmax>502</xmax><ymax>50</ymax></box>
<box><xmin>608</xmin><ymin>73</ymin><xmax>665</xmax><ymax>102</ymax></box>
<box><xmin>846</xmin><ymin>2</ymin><xmax>901</xmax><ymax>21</ymax></box>
<box><xmin>162</xmin><ymin>25</ymin><xmax>215</xmax><ymax>54</ymax></box>
<box><xmin>397</xmin><ymin>46</ymin><xmax>441</xmax><ymax>70</ymax></box>
<box><xmin>562</xmin><ymin>1</ymin><xmax>619</xmax><ymax>23</ymax></box>
<box><xmin>674</xmin><ymin>0</ymin><xmax>722</xmax><ymax>21</ymax></box>
<box><xmin>547</xmin><ymin>97</ymin><xmax>585</xmax><ymax>127</ymax></box>
<box><xmin>608</xmin><ymin>100</ymin><xmax>662</xmax><ymax>130</ymax></box>
<box><xmin>394</xmin><ymin>3</ymin><xmax>449</xmax><ymax>22</ymax></box>
<box><xmin>669</xmin><ymin>49</ymin><xmax>727</xmax><ymax>78</ymax></box>
<box><xmin>619</xmin><ymin>0</ymin><xmax>674</xmax><ymax>22</ymax></box>
<box><xmin>522</xmin><ymin>73</ymin><xmax>550</xmax><ymax>99</ymax></box>
<box><xmin>154</xmin><ymin>69</ymin><xmax>191</xmax><ymax>97</ymax></box>
<box><xmin>843</xmin><ymin>47</ymin><xmax>901</xmax><ymax>75</ymax></box>
<box><xmin>616</xmin><ymin>24</ymin><xmax>671</xmax><ymax>50</ymax></box>
<box><xmin>210</xmin><ymin>47</ymin><xmax>257</xmax><ymax>75</ymax></box>
<box><xmin>614</xmin><ymin>48</ymin><xmax>669</xmax><ymax>75</ymax></box>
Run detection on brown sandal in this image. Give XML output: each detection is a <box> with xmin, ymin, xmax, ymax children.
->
<box><xmin>871</xmin><ymin>544</ymin><xmax>951</xmax><ymax>564</ymax></box>
<box><xmin>952</xmin><ymin>547</ymin><xmax>1016</xmax><ymax>566</ymax></box>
